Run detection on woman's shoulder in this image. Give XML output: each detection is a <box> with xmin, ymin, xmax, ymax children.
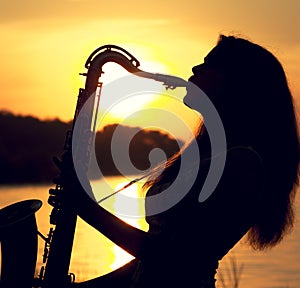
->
<box><xmin>224</xmin><ymin>146</ymin><xmax>264</xmax><ymax>178</ymax></box>
<box><xmin>196</xmin><ymin>145</ymin><xmax>264</xmax><ymax>193</ymax></box>
<box><xmin>210</xmin><ymin>146</ymin><xmax>264</xmax><ymax>203</ymax></box>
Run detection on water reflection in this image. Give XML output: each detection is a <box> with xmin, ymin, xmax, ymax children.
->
<box><xmin>71</xmin><ymin>177</ymin><xmax>148</xmax><ymax>280</ymax></box>
<box><xmin>0</xmin><ymin>181</ymin><xmax>299</xmax><ymax>287</ymax></box>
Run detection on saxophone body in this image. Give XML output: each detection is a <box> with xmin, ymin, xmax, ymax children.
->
<box><xmin>0</xmin><ymin>45</ymin><xmax>187</xmax><ymax>288</ymax></box>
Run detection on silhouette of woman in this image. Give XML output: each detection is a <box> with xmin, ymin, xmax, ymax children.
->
<box><xmin>68</xmin><ymin>35</ymin><xmax>300</xmax><ymax>288</ymax></box>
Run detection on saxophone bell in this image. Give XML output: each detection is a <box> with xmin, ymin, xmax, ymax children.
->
<box><xmin>0</xmin><ymin>199</ymin><xmax>42</xmax><ymax>288</ymax></box>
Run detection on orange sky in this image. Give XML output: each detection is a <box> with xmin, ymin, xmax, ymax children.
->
<box><xmin>0</xmin><ymin>0</ymin><xmax>299</xmax><ymax>136</ymax></box>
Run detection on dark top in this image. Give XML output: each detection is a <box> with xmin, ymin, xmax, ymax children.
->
<box><xmin>134</xmin><ymin>146</ymin><xmax>263</xmax><ymax>287</ymax></box>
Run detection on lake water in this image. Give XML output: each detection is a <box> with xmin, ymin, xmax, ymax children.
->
<box><xmin>0</xmin><ymin>178</ymin><xmax>299</xmax><ymax>288</ymax></box>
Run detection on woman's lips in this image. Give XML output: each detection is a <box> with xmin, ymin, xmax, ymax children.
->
<box><xmin>186</xmin><ymin>77</ymin><xmax>197</xmax><ymax>93</ymax></box>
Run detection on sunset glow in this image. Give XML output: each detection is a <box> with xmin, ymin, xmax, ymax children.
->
<box><xmin>1</xmin><ymin>1</ymin><xmax>300</xmax><ymax>287</ymax></box>
<box><xmin>1</xmin><ymin>0</ymin><xmax>299</xmax><ymax>125</ymax></box>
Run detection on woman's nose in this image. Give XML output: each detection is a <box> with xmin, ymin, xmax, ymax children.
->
<box><xmin>192</xmin><ymin>64</ymin><xmax>204</xmax><ymax>75</ymax></box>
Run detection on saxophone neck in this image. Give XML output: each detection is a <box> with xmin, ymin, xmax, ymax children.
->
<box><xmin>83</xmin><ymin>45</ymin><xmax>187</xmax><ymax>93</ymax></box>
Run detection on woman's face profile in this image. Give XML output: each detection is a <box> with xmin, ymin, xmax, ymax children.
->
<box><xmin>184</xmin><ymin>48</ymin><xmax>226</xmax><ymax>112</ymax></box>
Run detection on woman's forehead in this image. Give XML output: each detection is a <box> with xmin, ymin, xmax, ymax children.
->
<box><xmin>204</xmin><ymin>45</ymin><xmax>225</xmax><ymax>62</ymax></box>
<box><xmin>204</xmin><ymin>42</ymin><xmax>237</xmax><ymax>67</ymax></box>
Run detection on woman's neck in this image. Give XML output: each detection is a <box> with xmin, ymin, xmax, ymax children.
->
<box><xmin>196</xmin><ymin>128</ymin><xmax>212</xmax><ymax>159</ymax></box>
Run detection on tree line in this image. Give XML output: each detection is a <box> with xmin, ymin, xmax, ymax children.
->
<box><xmin>0</xmin><ymin>111</ymin><xmax>181</xmax><ymax>184</ymax></box>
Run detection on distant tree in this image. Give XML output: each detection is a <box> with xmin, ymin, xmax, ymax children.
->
<box><xmin>0</xmin><ymin>111</ymin><xmax>70</xmax><ymax>184</ymax></box>
<box><xmin>0</xmin><ymin>111</ymin><xmax>182</xmax><ymax>184</ymax></box>
<box><xmin>95</xmin><ymin>124</ymin><xmax>182</xmax><ymax>176</ymax></box>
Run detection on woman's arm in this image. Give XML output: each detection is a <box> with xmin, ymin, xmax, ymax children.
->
<box><xmin>75</xmin><ymin>187</ymin><xmax>152</xmax><ymax>258</ymax></box>
<box><xmin>53</xmin><ymin>154</ymin><xmax>154</xmax><ymax>259</ymax></box>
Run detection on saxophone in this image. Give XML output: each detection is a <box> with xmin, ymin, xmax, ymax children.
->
<box><xmin>0</xmin><ymin>45</ymin><xmax>187</xmax><ymax>288</ymax></box>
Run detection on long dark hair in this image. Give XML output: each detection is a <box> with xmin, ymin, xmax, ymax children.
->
<box><xmin>145</xmin><ymin>35</ymin><xmax>300</xmax><ymax>250</ymax></box>
<box><xmin>212</xmin><ymin>35</ymin><xmax>300</xmax><ymax>249</ymax></box>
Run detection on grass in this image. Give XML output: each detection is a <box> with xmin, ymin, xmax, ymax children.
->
<box><xmin>217</xmin><ymin>256</ymin><xmax>291</xmax><ymax>288</ymax></box>
<box><xmin>218</xmin><ymin>256</ymin><xmax>244</xmax><ymax>288</ymax></box>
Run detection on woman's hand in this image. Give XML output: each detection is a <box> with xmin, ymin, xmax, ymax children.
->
<box><xmin>49</xmin><ymin>151</ymin><xmax>89</xmax><ymax>212</ymax></box>
<box><xmin>50</xmin><ymin>152</ymin><xmax>151</xmax><ymax>258</ymax></box>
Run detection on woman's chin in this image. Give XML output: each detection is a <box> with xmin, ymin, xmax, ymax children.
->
<box><xmin>183</xmin><ymin>94</ymin><xmax>194</xmax><ymax>109</ymax></box>
<box><xmin>183</xmin><ymin>100</ymin><xmax>191</xmax><ymax>109</ymax></box>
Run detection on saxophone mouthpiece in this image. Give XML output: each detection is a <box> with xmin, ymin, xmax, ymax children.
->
<box><xmin>154</xmin><ymin>73</ymin><xmax>188</xmax><ymax>89</ymax></box>
<box><xmin>136</xmin><ymin>71</ymin><xmax>188</xmax><ymax>90</ymax></box>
